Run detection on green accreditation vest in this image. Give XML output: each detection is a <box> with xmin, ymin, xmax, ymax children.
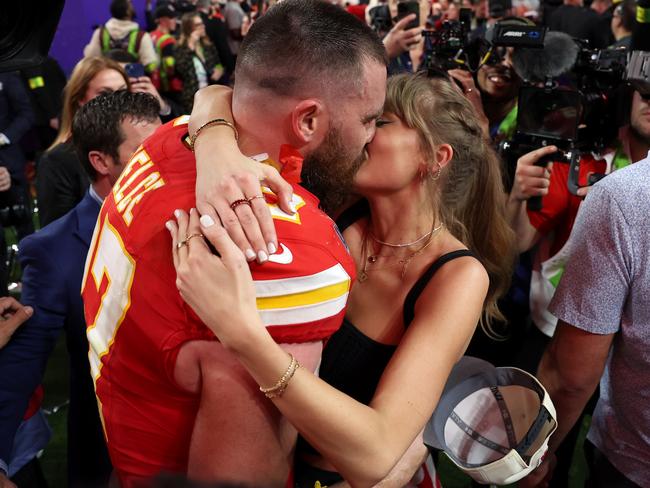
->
<box><xmin>100</xmin><ymin>26</ymin><xmax>143</xmax><ymax>61</ymax></box>
<box><xmin>497</xmin><ymin>104</ymin><xmax>518</xmax><ymax>141</ymax></box>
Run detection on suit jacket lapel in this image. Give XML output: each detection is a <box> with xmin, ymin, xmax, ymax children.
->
<box><xmin>73</xmin><ymin>191</ymin><xmax>102</xmax><ymax>247</ymax></box>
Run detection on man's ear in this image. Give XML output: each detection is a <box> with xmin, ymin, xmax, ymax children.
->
<box><xmin>290</xmin><ymin>99</ymin><xmax>327</xmax><ymax>145</ymax></box>
<box><xmin>87</xmin><ymin>151</ymin><xmax>112</xmax><ymax>177</ymax></box>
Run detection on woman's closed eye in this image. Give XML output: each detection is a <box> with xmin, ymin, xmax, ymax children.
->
<box><xmin>375</xmin><ymin>119</ymin><xmax>393</xmax><ymax>128</ymax></box>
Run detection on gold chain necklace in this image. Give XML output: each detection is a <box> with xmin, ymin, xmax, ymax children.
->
<box><xmin>358</xmin><ymin>224</ymin><xmax>444</xmax><ymax>282</ymax></box>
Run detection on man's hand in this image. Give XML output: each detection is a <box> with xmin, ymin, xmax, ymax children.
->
<box><xmin>510</xmin><ymin>145</ymin><xmax>557</xmax><ymax>202</ymax></box>
<box><xmin>0</xmin><ymin>297</ymin><xmax>34</xmax><ymax>349</ymax></box>
<box><xmin>0</xmin><ymin>472</ymin><xmax>17</xmax><ymax>488</ymax></box>
<box><xmin>130</xmin><ymin>76</ymin><xmax>170</xmax><ymax>115</ymax></box>
<box><xmin>383</xmin><ymin>15</ymin><xmax>423</xmax><ymax>59</ymax></box>
<box><xmin>0</xmin><ymin>167</ymin><xmax>11</xmax><ymax>192</ymax></box>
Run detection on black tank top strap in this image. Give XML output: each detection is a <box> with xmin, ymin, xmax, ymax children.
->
<box><xmin>402</xmin><ymin>250</ymin><xmax>476</xmax><ymax>327</ymax></box>
<box><xmin>335</xmin><ymin>199</ymin><xmax>370</xmax><ymax>233</ymax></box>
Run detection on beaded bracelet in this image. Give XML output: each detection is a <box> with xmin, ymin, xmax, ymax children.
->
<box><xmin>259</xmin><ymin>354</ymin><xmax>300</xmax><ymax>399</ymax></box>
<box><xmin>189</xmin><ymin>118</ymin><xmax>239</xmax><ymax>152</ymax></box>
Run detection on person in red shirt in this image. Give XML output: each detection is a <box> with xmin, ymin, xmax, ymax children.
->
<box><xmin>149</xmin><ymin>5</ymin><xmax>182</xmax><ymax>99</ymax></box>
<box><xmin>81</xmin><ymin>2</ymin><xmax>387</xmax><ymax>486</ymax></box>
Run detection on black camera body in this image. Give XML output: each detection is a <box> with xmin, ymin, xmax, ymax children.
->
<box><xmin>422</xmin><ymin>9</ymin><xmax>476</xmax><ymax>72</ymax></box>
<box><xmin>369</xmin><ymin>5</ymin><xmax>393</xmax><ymax>36</ymax></box>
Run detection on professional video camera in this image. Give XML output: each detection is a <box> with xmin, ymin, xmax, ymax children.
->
<box><xmin>496</xmin><ymin>26</ymin><xmax>648</xmax><ymax>200</ymax></box>
<box><xmin>422</xmin><ymin>9</ymin><xmax>483</xmax><ymax>72</ymax></box>
<box><xmin>422</xmin><ymin>11</ymin><xmax>472</xmax><ymax>71</ymax></box>
<box><xmin>368</xmin><ymin>4</ymin><xmax>393</xmax><ymax>36</ymax></box>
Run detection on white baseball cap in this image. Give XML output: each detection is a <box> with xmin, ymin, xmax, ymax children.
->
<box><xmin>423</xmin><ymin>356</ymin><xmax>557</xmax><ymax>485</ymax></box>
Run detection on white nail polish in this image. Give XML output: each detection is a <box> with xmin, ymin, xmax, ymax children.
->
<box><xmin>289</xmin><ymin>203</ymin><xmax>297</xmax><ymax>213</ymax></box>
<box><xmin>174</xmin><ymin>209</ymin><xmax>181</xmax><ymax>218</ymax></box>
<box><xmin>267</xmin><ymin>242</ymin><xmax>277</xmax><ymax>254</ymax></box>
<box><xmin>200</xmin><ymin>215</ymin><xmax>215</xmax><ymax>227</ymax></box>
<box><xmin>245</xmin><ymin>249</ymin><xmax>257</xmax><ymax>261</ymax></box>
<box><xmin>258</xmin><ymin>250</ymin><xmax>268</xmax><ymax>263</ymax></box>
<box><xmin>165</xmin><ymin>221</ymin><xmax>174</xmax><ymax>231</ymax></box>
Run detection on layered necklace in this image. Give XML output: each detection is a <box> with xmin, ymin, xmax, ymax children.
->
<box><xmin>358</xmin><ymin>222</ymin><xmax>444</xmax><ymax>282</ymax></box>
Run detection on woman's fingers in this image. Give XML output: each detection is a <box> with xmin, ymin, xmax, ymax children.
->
<box><xmin>186</xmin><ymin>208</ymin><xmax>210</xmax><ymax>255</ymax></box>
<box><xmin>166</xmin><ymin>219</ymin><xmax>180</xmax><ymax>270</ymax></box>
<box><xmin>174</xmin><ymin>209</ymin><xmax>190</xmax><ymax>262</ymax></box>
<box><xmin>200</xmin><ymin>214</ymin><xmax>246</xmax><ymax>265</ymax></box>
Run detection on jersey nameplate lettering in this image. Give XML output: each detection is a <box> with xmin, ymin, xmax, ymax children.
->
<box><xmin>113</xmin><ymin>148</ymin><xmax>165</xmax><ymax>226</ymax></box>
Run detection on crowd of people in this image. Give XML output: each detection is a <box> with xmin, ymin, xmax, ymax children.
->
<box><xmin>0</xmin><ymin>0</ymin><xmax>648</xmax><ymax>487</ymax></box>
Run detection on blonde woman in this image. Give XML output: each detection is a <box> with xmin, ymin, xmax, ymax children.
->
<box><xmin>169</xmin><ymin>72</ymin><xmax>515</xmax><ymax>486</ymax></box>
<box><xmin>37</xmin><ymin>56</ymin><xmax>129</xmax><ymax>226</ymax></box>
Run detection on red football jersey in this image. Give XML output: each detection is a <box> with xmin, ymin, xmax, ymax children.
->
<box><xmin>82</xmin><ymin>116</ymin><xmax>355</xmax><ymax>483</ymax></box>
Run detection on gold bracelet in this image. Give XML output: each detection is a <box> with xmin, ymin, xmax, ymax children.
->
<box><xmin>259</xmin><ymin>354</ymin><xmax>300</xmax><ymax>399</ymax></box>
<box><xmin>189</xmin><ymin>118</ymin><xmax>239</xmax><ymax>152</ymax></box>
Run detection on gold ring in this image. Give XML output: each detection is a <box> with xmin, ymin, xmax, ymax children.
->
<box><xmin>247</xmin><ymin>195</ymin><xmax>265</xmax><ymax>203</ymax></box>
<box><xmin>177</xmin><ymin>233</ymin><xmax>204</xmax><ymax>249</ymax></box>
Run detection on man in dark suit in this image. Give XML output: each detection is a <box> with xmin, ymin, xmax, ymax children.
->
<box><xmin>0</xmin><ymin>90</ymin><xmax>160</xmax><ymax>488</ymax></box>
<box><xmin>0</xmin><ymin>71</ymin><xmax>35</xmax><ymax>295</ymax></box>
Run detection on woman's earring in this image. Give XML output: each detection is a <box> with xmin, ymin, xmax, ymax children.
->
<box><xmin>430</xmin><ymin>163</ymin><xmax>442</xmax><ymax>181</ymax></box>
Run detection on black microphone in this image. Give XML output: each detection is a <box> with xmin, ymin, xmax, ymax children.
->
<box><xmin>512</xmin><ymin>31</ymin><xmax>579</xmax><ymax>82</ymax></box>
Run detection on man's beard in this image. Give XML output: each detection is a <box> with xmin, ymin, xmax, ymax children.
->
<box><xmin>301</xmin><ymin>124</ymin><xmax>366</xmax><ymax>215</ymax></box>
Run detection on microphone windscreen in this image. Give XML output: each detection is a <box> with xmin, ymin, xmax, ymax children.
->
<box><xmin>512</xmin><ymin>31</ymin><xmax>579</xmax><ymax>82</ymax></box>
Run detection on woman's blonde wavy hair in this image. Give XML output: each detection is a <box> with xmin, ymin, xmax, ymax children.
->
<box><xmin>385</xmin><ymin>72</ymin><xmax>516</xmax><ymax>335</ymax></box>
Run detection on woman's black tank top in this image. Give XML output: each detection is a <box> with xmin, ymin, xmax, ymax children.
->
<box><xmin>296</xmin><ymin>201</ymin><xmax>475</xmax><ymax>460</ymax></box>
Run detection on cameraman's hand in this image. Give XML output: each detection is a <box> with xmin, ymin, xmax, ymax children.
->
<box><xmin>0</xmin><ymin>472</ymin><xmax>17</xmax><ymax>488</ymax></box>
<box><xmin>448</xmin><ymin>69</ymin><xmax>489</xmax><ymax>137</ymax></box>
<box><xmin>383</xmin><ymin>15</ymin><xmax>422</xmax><ymax>59</ymax></box>
<box><xmin>510</xmin><ymin>145</ymin><xmax>557</xmax><ymax>202</ymax></box>
<box><xmin>0</xmin><ymin>297</ymin><xmax>33</xmax><ymax>349</ymax></box>
<box><xmin>0</xmin><ymin>167</ymin><xmax>11</xmax><ymax>192</ymax></box>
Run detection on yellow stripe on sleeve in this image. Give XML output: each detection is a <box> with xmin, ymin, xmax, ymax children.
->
<box><xmin>256</xmin><ymin>280</ymin><xmax>350</xmax><ymax>310</ymax></box>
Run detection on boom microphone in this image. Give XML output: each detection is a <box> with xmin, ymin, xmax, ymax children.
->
<box><xmin>512</xmin><ymin>31</ymin><xmax>579</xmax><ymax>82</ymax></box>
